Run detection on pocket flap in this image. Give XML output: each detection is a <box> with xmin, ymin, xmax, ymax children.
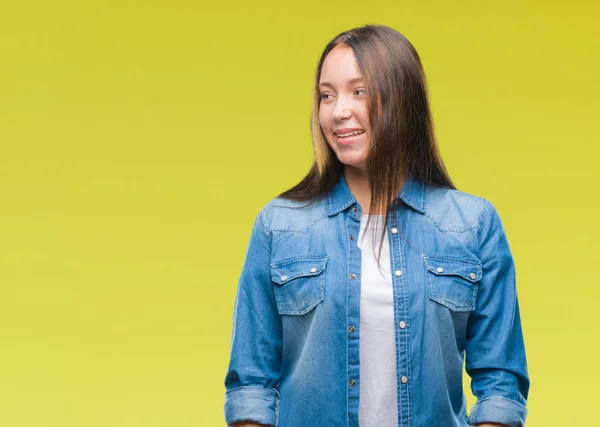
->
<box><xmin>423</xmin><ymin>256</ymin><xmax>482</xmax><ymax>282</ymax></box>
<box><xmin>271</xmin><ymin>256</ymin><xmax>328</xmax><ymax>285</ymax></box>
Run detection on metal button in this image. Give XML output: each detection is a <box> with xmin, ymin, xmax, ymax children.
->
<box><xmin>350</xmin><ymin>273</ymin><xmax>357</xmax><ymax>280</ymax></box>
<box><xmin>469</xmin><ymin>272</ymin><xmax>476</xmax><ymax>280</ymax></box>
<box><xmin>349</xmin><ymin>234</ymin><xmax>354</xmax><ymax>240</ymax></box>
<box><xmin>436</xmin><ymin>267</ymin><xmax>444</xmax><ymax>273</ymax></box>
<box><xmin>349</xmin><ymin>379</ymin><xmax>356</xmax><ymax>387</ymax></box>
<box><xmin>348</xmin><ymin>326</ymin><xmax>355</xmax><ymax>333</ymax></box>
<box><xmin>310</xmin><ymin>267</ymin><xmax>317</xmax><ymax>273</ymax></box>
<box><xmin>352</xmin><ymin>206</ymin><xmax>358</xmax><ymax>212</ymax></box>
<box><xmin>281</xmin><ymin>275</ymin><xmax>288</xmax><ymax>281</ymax></box>
<box><xmin>391</xmin><ymin>227</ymin><xmax>398</xmax><ymax>234</ymax></box>
<box><xmin>398</xmin><ymin>321</ymin><xmax>406</xmax><ymax>329</ymax></box>
<box><xmin>395</xmin><ymin>270</ymin><xmax>402</xmax><ymax>277</ymax></box>
<box><xmin>401</xmin><ymin>376</ymin><xmax>408</xmax><ymax>384</ymax></box>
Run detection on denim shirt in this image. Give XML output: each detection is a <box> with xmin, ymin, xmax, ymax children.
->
<box><xmin>224</xmin><ymin>173</ymin><xmax>529</xmax><ymax>427</ymax></box>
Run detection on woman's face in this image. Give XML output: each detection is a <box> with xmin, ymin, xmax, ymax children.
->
<box><xmin>318</xmin><ymin>45</ymin><xmax>371</xmax><ymax>170</ymax></box>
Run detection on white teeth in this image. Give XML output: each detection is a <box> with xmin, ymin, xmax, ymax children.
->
<box><xmin>336</xmin><ymin>130</ymin><xmax>364</xmax><ymax>137</ymax></box>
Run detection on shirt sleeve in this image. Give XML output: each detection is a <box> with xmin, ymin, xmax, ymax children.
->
<box><xmin>224</xmin><ymin>209</ymin><xmax>282</xmax><ymax>427</ymax></box>
<box><xmin>466</xmin><ymin>199</ymin><xmax>530</xmax><ymax>427</ymax></box>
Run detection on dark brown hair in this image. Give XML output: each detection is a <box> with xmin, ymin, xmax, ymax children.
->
<box><xmin>278</xmin><ymin>24</ymin><xmax>456</xmax><ymax>265</ymax></box>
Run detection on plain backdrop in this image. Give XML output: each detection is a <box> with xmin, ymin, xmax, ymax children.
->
<box><xmin>1</xmin><ymin>1</ymin><xmax>599</xmax><ymax>426</ymax></box>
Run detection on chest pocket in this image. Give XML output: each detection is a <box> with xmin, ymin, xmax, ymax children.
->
<box><xmin>424</xmin><ymin>256</ymin><xmax>482</xmax><ymax>312</ymax></box>
<box><xmin>270</xmin><ymin>256</ymin><xmax>327</xmax><ymax>315</ymax></box>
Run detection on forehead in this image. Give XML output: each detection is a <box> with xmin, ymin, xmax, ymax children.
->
<box><xmin>319</xmin><ymin>45</ymin><xmax>363</xmax><ymax>86</ymax></box>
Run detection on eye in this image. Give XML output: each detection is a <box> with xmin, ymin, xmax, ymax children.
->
<box><xmin>355</xmin><ymin>89</ymin><xmax>366</xmax><ymax>96</ymax></box>
<box><xmin>319</xmin><ymin>93</ymin><xmax>333</xmax><ymax>100</ymax></box>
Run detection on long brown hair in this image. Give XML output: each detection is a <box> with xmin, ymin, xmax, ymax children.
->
<box><xmin>278</xmin><ymin>24</ymin><xmax>456</xmax><ymax>266</ymax></box>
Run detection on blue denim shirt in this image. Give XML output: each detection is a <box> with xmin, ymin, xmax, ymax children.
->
<box><xmin>224</xmin><ymin>173</ymin><xmax>529</xmax><ymax>427</ymax></box>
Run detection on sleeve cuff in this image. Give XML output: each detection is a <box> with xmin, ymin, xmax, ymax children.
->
<box><xmin>224</xmin><ymin>386</ymin><xmax>280</xmax><ymax>426</ymax></box>
<box><xmin>468</xmin><ymin>395</ymin><xmax>528</xmax><ymax>427</ymax></box>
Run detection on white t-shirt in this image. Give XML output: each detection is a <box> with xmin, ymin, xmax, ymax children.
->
<box><xmin>357</xmin><ymin>214</ymin><xmax>398</xmax><ymax>427</ymax></box>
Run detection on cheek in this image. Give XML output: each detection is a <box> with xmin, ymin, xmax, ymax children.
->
<box><xmin>318</xmin><ymin>111</ymin><xmax>328</xmax><ymax>131</ymax></box>
<box><xmin>359</xmin><ymin>111</ymin><xmax>370</xmax><ymax>131</ymax></box>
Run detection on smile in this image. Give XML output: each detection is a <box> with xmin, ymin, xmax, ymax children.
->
<box><xmin>335</xmin><ymin>130</ymin><xmax>365</xmax><ymax>138</ymax></box>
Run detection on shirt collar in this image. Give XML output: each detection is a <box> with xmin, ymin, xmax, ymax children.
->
<box><xmin>327</xmin><ymin>172</ymin><xmax>426</xmax><ymax>216</ymax></box>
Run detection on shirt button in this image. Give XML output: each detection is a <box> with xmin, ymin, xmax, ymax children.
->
<box><xmin>391</xmin><ymin>227</ymin><xmax>398</xmax><ymax>234</ymax></box>
<box><xmin>469</xmin><ymin>272</ymin><xmax>476</xmax><ymax>280</ymax></box>
<box><xmin>398</xmin><ymin>321</ymin><xmax>406</xmax><ymax>329</ymax></box>
<box><xmin>350</xmin><ymin>273</ymin><xmax>357</xmax><ymax>280</ymax></box>
<box><xmin>436</xmin><ymin>267</ymin><xmax>444</xmax><ymax>273</ymax></box>
<box><xmin>352</xmin><ymin>206</ymin><xmax>358</xmax><ymax>212</ymax></box>
<box><xmin>395</xmin><ymin>270</ymin><xmax>402</xmax><ymax>276</ymax></box>
<box><xmin>349</xmin><ymin>234</ymin><xmax>355</xmax><ymax>240</ymax></box>
<box><xmin>349</xmin><ymin>379</ymin><xmax>356</xmax><ymax>387</ymax></box>
<box><xmin>401</xmin><ymin>376</ymin><xmax>408</xmax><ymax>384</ymax></box>
<box><xmin>280</xmin><ymin>275</ymin><xmax>288</xmax><ymax>281</ymax></box>
<box><xmin>310</xmin><ymin>267</ymin><xmax>317</xmax><ymax>273</ymax></box>
<box><xmin>348</xmin><ymin>326</ymin><xmax>355</xmax><ymax>333</ymax></box>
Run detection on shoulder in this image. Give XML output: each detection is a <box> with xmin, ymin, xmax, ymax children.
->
<box><xmin>256</xmin><ymin>195</ymin><xmax>329</xmax><ymax>235</ymax></box>
<box><xmin>423</xmin><ymin>184</ymin><xmax>495</xmax><ymax>233</ymax></box>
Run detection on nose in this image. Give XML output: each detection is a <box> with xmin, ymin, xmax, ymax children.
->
<box><xmin>331</xmin><ymin>97</ymin><xmax>352</xmax><ymax>121</ymax></box>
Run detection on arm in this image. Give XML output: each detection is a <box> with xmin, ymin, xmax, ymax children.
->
<box><xmin>223</xmin><ymin>210</ymin><xmax>282</xmax><ymax>427</ymax></box>
<box><xmin>466</xmin><ymin>200</ymin><xmax>530</xmax><ymax>427</ymax></box>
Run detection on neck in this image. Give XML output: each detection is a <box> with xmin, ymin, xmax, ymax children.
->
<box><xmin>343</xmin><ymin>166</ymin><xmax>407</xmax><ymax>215</ymax></box>
<box><xmin>344</xmin><ymin>166</ymin><xmax>377</xmax><ymax>214</ymax></box>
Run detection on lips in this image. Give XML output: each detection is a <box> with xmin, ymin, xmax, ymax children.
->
<box><xmin>334</xmin><ymin>130</ymin><xmax>366</xmax><ymax>145</ymax></box>
<box><xmin>334</xmin><ymin>128</ymin><xmax>364</xmax><ymax>136</ymax></box>
<box><xmin>336</xmin><ymin>130</ymin><xmax>365</xmax><ymax>138</ymax></box>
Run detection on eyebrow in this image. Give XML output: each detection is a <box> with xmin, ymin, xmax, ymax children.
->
<box><xmin>318</xmin><ymin>77</ymin><xmax>364</xmax><ymax>88</ymax></box>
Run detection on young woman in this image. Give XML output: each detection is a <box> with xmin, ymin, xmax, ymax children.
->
<box><xmin>224</xmin><ymin>24</ymin><xmax>529</xmax><ymax>427</ymax></box>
